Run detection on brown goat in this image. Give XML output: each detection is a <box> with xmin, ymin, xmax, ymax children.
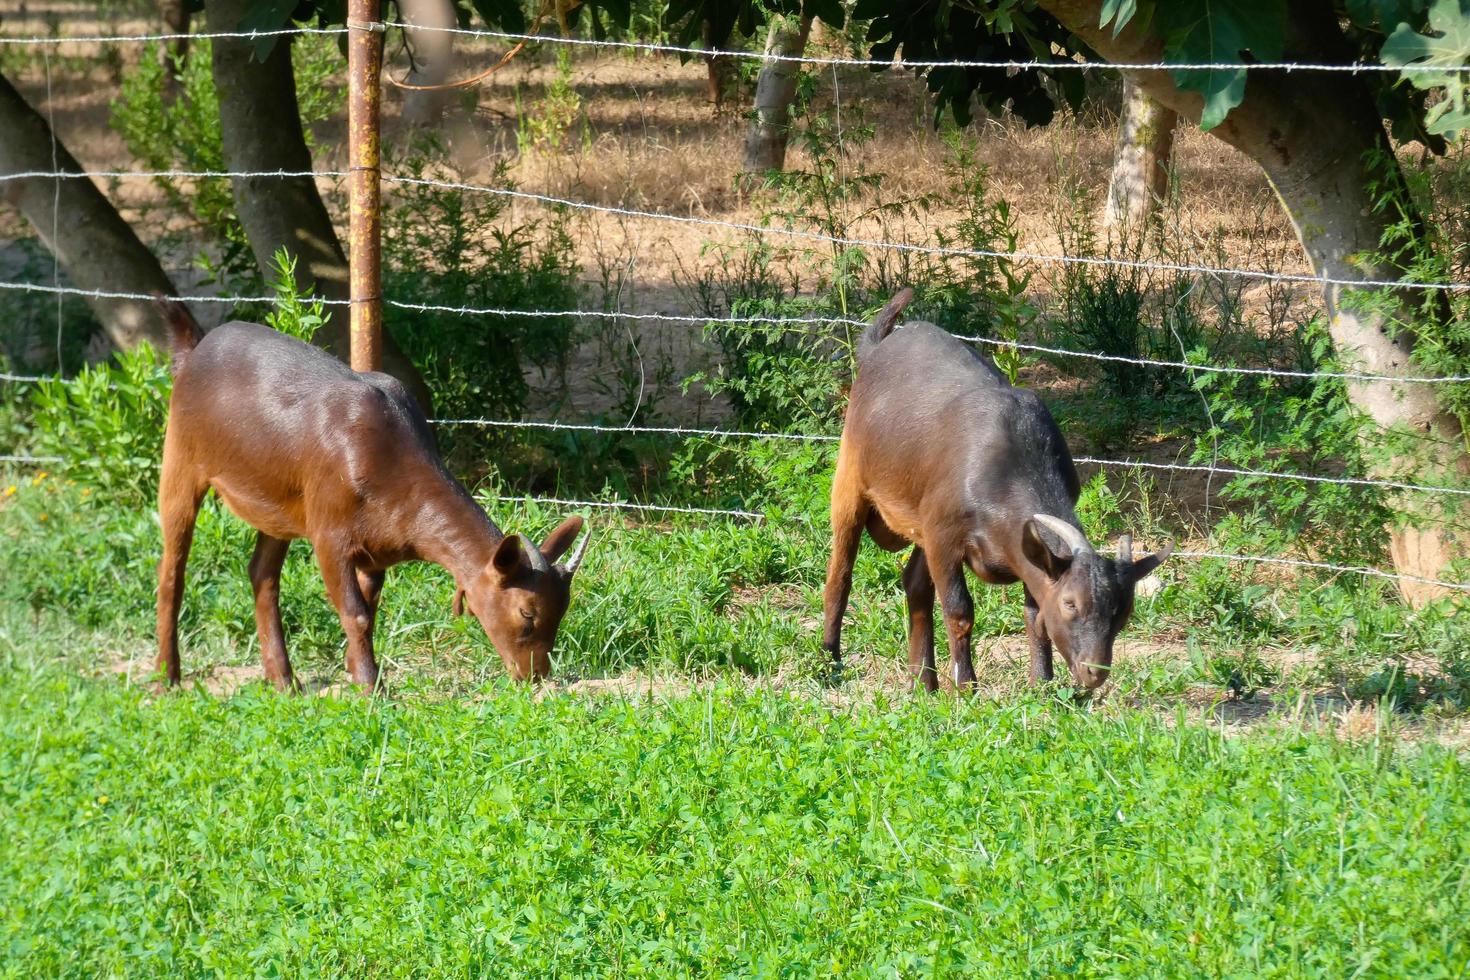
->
<box><xmin>823</xmin><ymin>288</ymin><xmax>1171</xmax><ymax>693</ymax></box>
<box><xmin>153</xmin><ymin>298</ymin><xmax>588</xmax><ymax>691</ymax></box>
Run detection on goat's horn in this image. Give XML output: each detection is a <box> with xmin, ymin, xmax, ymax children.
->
<box><xmin>1032</xmin><ymin>514</ymin><xmax>1093</xmax><ymax>555</ymax></box>
<box><xmin>1117</xmin><ymin>534</ymin><xmax>1133</xmax><ymax>565</ymax></box>
<box><xmin>565</xmin><ymin>526</ymin><xmax>591</xmax><ymax>574</ymax></box>
<box><xmin>520</xmin><ymin>533</ymin><xmax>550</xmax><ymax>574</ymax></box>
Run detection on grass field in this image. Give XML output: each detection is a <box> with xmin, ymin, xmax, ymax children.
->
<box><xmin>5</xmin><ymin>10</ymin><xmax>1470</xmax><ymax>974</ymax></box>
<box><xmin>2</xmin><ymin>651</ymin><xmax>1468</xmax><ymax>976</ymax></box>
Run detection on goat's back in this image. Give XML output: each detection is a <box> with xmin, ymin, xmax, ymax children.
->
<box><xmin>166</xmin><ymin>322</ymin><xmax>437</xmax><ymax>512</ymax></box>
<box><xmin>845</xmin><ymin>321</ymin><xmax>1079</xmax><ymax>513</ymax></box>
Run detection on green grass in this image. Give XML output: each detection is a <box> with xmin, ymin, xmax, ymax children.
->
<box><xmin>1</xmin><ymin>654</ymin><xmax>1468</xmax><ymax>976</ymax></box>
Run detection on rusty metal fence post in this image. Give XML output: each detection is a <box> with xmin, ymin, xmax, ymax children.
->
<box><xmin>347</xmin><ymin>0</ymin><xmax>383</xmax><ymax>373</ymax></box>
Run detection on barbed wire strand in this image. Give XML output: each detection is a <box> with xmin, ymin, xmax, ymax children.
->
<box><xmin>6</xmin><ymin>282</ymin><xmax>1470</xmax><ymax>385</ymax></box>
<box><xmin>390</xmin><ymin>174</ymin><xmax>1470</xmax><ymax>294</ymax></box>
<box><xmin>0</xmin><ymin>27</ymin><xmax>348</xmax><ymax>45</ymax></box>
<box><xmin>414</xmin><ymin>24</ymin><xmax>1470</xmax><ymax>74</ymax></box>
<box><xmin>5</xmin><ymin>168</ymin><xmax>1469</xmax><ymax>295</ymax></box>
<box><xmin>3</xmin><ymin>22</ymin><xmax>1465</xmax><ymax>76</ymax></box>
<box><xmin>2</xmin><ymin>450</ymin><xmax>1465</xmax><ymax>589</ymax></box>
<box><xmin>1173</xmin><ymin>551</ymin><xmax>1470</xmax><ymax>592</ymax></box>
<box><xmin>433</xmin><ymin>417</ymin><xmax>1470</xmax><ymax>497</ymax></box>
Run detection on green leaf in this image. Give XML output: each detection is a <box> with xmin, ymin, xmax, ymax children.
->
<box><xmin>1156</xmin><ymin>0</ymin><xmax>1285</xmax><ymax>130</ymax></box>
<box><xmin>1343</xmin><ymin>0</ymin><xmax>1422</xmax><ymax>31</ymax></box>
<box><xmin>1100</xmin><ymin>0</ymin><xmax>1139</xmax><ymax>37</ymax></box>
<box><xmin>237</xmin><ymin>0</ymin><xmax>298</xmax><ymax>61</ymax></box>
<box><xmin>1381</xmin><ymin>0</ymin><xmax>1470</xmax><ymax>137</ymax></box>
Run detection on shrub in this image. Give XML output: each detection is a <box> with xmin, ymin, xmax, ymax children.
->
<box><xmin>29</xmin><ymin>342</ymin><xmax>171</xmax><ymax>507</ymax></box>
<box><xmin>382</xmin><ymin>152</ymin><xmax>581</xmax><ymax>468</ymax></box>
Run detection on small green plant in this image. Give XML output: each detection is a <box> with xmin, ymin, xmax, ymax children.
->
<box><xmin>263</xmin><ymin>248</ymin><xmax>326</xmax><ymax>342</ymax></box>
<box><xmin>517</xmin><ymin>49</ymin><xmax>588</xmax><ymax>156</ymax></box>
<box><xmin>923</xmin><ymin>131</ymin><xmax>1037</xmax><ymax>384</ymax></box>
<box><xmin>1188</xmin><ymin>637</ymin><xmax>1280</xmax><ymax>700</ymax></box>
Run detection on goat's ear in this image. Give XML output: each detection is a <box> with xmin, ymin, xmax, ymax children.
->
<box><xmin>451</xmin><ymin>586</ymin><xmax>468</xmax><ymax>617</ymax></box>
<box><xmin>1128</xmin><ymin>540</ymin><xmax>1175</xmax><ymax>582</ymax></box>
<box><xmin>1022</xmin><ymin>518</ymin><xmax>1075</xmax><ymax>580</ymax></box>
<box><xmin>491</xmin><ymin>533</ymin><xmax>538</xmax><ymax>580</ymax></box>
<box><xmin>539</xmin><ymin>515</ymin><xmax>584</xmax><ymax>563</ymax></box>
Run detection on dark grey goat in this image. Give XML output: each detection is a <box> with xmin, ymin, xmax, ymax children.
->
<box><xmin>822</xmin><ymin>288</ymin><xmax>1172</xmax><ymax>692</ymax></box>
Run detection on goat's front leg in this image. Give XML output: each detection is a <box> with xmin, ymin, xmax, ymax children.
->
<box><xmin>822</xmin><ymin>474</ymin><xmax>868</xmax><ymax>668</ymax></box>
<box><xmin>316</xmin><ymin>545</ymin><xmax>381</xmax><ymax>693</ymax></box>
<box><xmin>249</xmin><ymin>532</ymin><xmax>297</xmax><ymax>691</ymax></box>
<box><xmin>902</xmin><ymin>548</ymin><xmax>937</xmax><ymax>693</ymax></box>
<box><xmin>1023</xmin><ymin>585</ymin><xmax>1054</xmax><ymax>684</ymax></box>
<box><xmin>926</xmin><ymin>551</ymin><xmax>977</xmax><ymax>692</ymax></box>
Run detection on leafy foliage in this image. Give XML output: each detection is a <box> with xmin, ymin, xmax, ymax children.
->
<box><xmin>857</xmin><ymin>0</ymin><xmax>1085</xmax><ymax>126</ymax></box>
<box><xmin>381</xmin><ymin>151</ymin><xmax>581</xmax><ymax>457</ymax></box>
<box><xmin>1154</xmin><ymin>1</ymin><xmax>1285</xmax><ymax>130</ymax></box>
<box><xmin>28</xmin><ymin>344</ymin><xmax>171</xmax><ymax>508</ymax></box>
<box><xmin>1382</xmin><ymin>0</ymin><xmax>1470</xmax><ymax>137</ymax></box>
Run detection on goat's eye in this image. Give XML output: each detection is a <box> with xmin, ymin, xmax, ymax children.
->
<box><xmin>1061</xmin><ymin>598</ymin><xmax>1078</xmax><ymax>615</ymax></box>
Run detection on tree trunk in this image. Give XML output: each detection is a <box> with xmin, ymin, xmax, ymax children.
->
<box><xmin>701</xmin><ymin>18</ymin><xmax>737</xmax><ymax>106</ymax></box>
<box><xmin>1043</xmin><ymin>0</ymin><xmax>1470</xmax><ymax>604</ymax></box>
<box><xmin>0</xmin><ymin>72</ymin><xmax>176</xmax><ymax>352</ymax></box>
<box><xmin>1102</xmin><ymin>74</ymin><xmax>1177</xmax><ymax>236</ymax></box>
<box><xmin>397</xmin><ymin>0</ymin><xmax>456</xmax><ymax>128</ymax></box>
<box><xmin>741</xmin><ymin>14</ymin><xmax>813</xmax><ymax>172</ymax></box>
<box><xmin>207</xmin><ymin>0</ymin><xmax>430</xmax><ymax>409</ymax></box>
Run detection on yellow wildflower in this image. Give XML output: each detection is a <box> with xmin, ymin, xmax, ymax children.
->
<box><xmin>3</xmin><ymin>485</ymin><xmax>15</xmax><ymax>497</ymax></box>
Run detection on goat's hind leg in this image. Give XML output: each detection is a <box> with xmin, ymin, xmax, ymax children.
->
<box><xmin>249</xmin><ymin>532</ymin><xmax>297</xmax><ymax>691</ymax></box>
<box><xmin>902</xmin><ymin>548</ymin><xmax>938</xmax><ymax>693</ymax></box>
<box><xmin>155</xmin><ymin>455</ymin><xmax>206</xmax><ymax>687</ymax></box>
<box><xmin>821</xmin><ymin>463</ymin><xmax>869</xmax><ymax>669</ymax></box>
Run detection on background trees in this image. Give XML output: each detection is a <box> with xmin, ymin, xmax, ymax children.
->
<box><xmin>3</xmin><ymin>0</ymin><xmax>1469</xmax><ymax>603</ymax></box>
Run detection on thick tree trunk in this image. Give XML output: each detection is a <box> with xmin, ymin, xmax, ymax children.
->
<box><xmin>1043</xmin><ymin>0</ymin><xmax>1470</xmax><ymax>604</ymax></box>
<box><xmin>207</xmin><ymin>0</ymin><xmax>430</xmax><ymax>408</ymax></box>
<box><xmin>1102</xmin><ymin>75</ymin><xmax>1177</xmax><ymax>235</ymax></box>
<box><xmin>741</xmin><ymin>15</ymin><xmax>813</xmax><ymax>172</ymax></box>
<box><xmin>0</xmin><ymin>73</ymin><xmax>175</xmax><ymax>352</ymax></box>
<box><xmin>397</xmin><ymin>0</ymin><xmax>456</xmax><ymax>128</ymax></box>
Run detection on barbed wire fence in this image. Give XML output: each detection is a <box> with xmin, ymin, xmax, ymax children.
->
<box><xmin>3</xmin><ymin>23</ymin><xmax>1470</xmax><ymax>595</ymax></box>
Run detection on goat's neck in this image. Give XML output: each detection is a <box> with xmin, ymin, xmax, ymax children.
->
<box><xmin>406</xmin><ymin>474</ymin><xmax>505</xmax><ymax>587</ymax></box>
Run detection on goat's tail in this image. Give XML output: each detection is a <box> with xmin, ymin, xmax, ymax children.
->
<box><xmin>856</xmin><ymin>287</ymin><xmax>914</xmax><ymax>363</ymax></box>
<box><xmin>153</xmin><ymin>294</ymin><xmax>203</xmax><ymax>374</ymax></box>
